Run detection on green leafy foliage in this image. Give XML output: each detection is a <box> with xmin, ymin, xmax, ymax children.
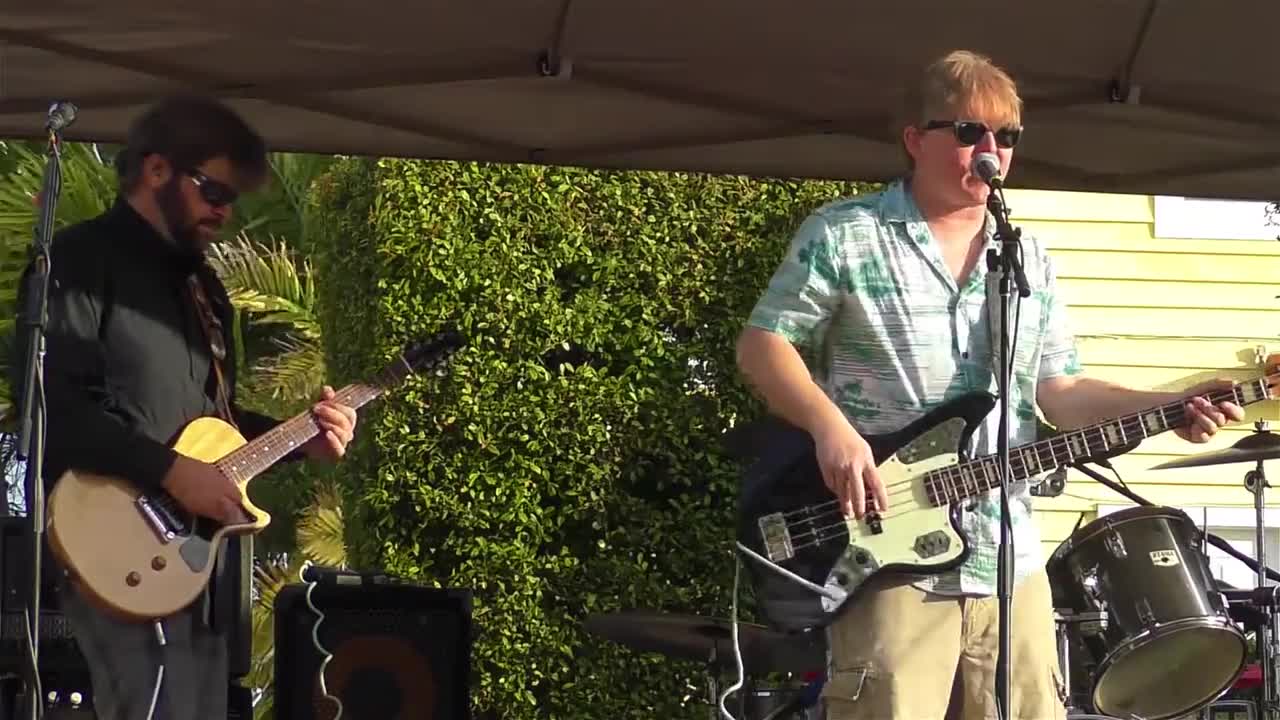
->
<box><xmin>311</xmin><ymin>157</ymin><xmax>875</xmax><ymax>719</ymax></box>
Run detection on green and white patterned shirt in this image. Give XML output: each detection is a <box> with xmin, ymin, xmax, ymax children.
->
<box><xmin>747</xmin><ymin>179</ymin><xmax>1083</xmax><ymax>596</ymax></box>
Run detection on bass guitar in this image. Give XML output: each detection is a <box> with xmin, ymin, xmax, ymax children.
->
<box><xmin>46</xmin><ymin>331</ymin><xmax>464</xmax><ymax>622</ymax></box>
<box><xmin>735</xmin><ymin>375</ymin><xmax>1278</xmax><ymax>633</ymax></box>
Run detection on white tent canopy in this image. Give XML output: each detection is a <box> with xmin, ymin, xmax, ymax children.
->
<box><xmin>2</xmin><ymin>1</ymin><xmax>1278</xmax><ymax>201</ymax></box>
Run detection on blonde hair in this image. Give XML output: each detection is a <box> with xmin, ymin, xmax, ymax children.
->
<box><xmin>898</xmin><ymin>51</ymin><xmax>1022</xmax><ymax>170</ymax></box>
<box><xmin>905</xmin><ymin>50</ymin><xmax>1022</xmax><ymax>128</ymax></box>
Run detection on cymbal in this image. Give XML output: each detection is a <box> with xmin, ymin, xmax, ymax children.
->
<box><xmin>1151</xmin><ymin>430</ymin><xmax>1280</xmax><ymax>470</ymax></box>
<box><xmin>583</xmin><ymin>610</ymin><xmax>825</xmax><ymax>676</ymax></box>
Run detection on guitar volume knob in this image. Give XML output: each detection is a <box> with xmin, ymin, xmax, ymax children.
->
<box><xmin>126</xmin><ymin>572</ymin><xmax>141</xmax><ymax>587</ymax></box>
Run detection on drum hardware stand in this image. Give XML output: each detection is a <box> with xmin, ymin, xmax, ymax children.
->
<box><xmin>1244</xmin><ymin>420</ymin><xmax>1279</xmax><ymax>720</ymax></box>
<box><xmin>1053</xmin><ymin>609</ymin><xmax>1107</xmax><ymax>715</ymax></box>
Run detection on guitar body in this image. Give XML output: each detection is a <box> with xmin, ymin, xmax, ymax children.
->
<box><xmin>47</xmin><ymin>416</ymin><xmax>270</xmax><ymax>622</ymax></box>
<box><xmin>735</xmin><ymin>392</ymin><xmax>996</xmax><ymax>633</ymax></box>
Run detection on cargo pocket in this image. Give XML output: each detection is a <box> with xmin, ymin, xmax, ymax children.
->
<box><xmin>821</xmin><ymin>664</ymin><xmax>882</xmax><ymax>719</ymax></box>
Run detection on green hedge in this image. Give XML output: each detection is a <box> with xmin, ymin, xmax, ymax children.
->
<box><xmin>309</xmin><ymin>158</ymin><xmax>873</xmax><ymax>719</ymax></box>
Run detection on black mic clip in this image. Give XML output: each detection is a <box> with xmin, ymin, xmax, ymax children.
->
<box><xmin>984</xmin><ymin>185</ymin><xmax>1031</xmax><ymax>299</ymax></box>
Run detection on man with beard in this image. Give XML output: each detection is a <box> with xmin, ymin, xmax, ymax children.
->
<box><xmin>11</xmin><ymin>95</ymin><xmax>358</xmax><ymax>719</ymax></box>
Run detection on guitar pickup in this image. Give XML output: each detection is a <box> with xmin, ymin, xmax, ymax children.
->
<box><xmin>758</xmin><ymin>512</ymin><xmax>795</xmax><ymax>562</ymax></box>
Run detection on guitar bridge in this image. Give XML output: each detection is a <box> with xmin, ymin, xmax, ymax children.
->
<box><xmin>758</xmin><ymin>512</ymin><xmax>795</xmax><ymax>562</ymax></box>
<box><xmin>136</xmin><ymin>493</ymin><xmax>190</xmax><ymax>544</ymax></box>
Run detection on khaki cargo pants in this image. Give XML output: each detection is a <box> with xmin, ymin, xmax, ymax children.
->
<box><xmin>821</xmin><ymin>568</ymin><xmax>1066</xmax><ymax>720</ymax></box>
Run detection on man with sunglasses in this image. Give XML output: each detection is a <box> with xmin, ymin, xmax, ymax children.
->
<box><xmin>735</xmin><ymin>50</ymin><xmax>1243</xmax><ymax>719</ymax></box>
<box><xmin>11</xmin><ymin>95</ymin><xmax>358</xmax><ymax>719</ymax></box>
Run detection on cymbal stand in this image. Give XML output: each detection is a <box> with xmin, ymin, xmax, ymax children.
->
<box><xmin>1245</xmin><ymin>420</ymin><xmax>1278</xmax><ymax>719</ymax></box>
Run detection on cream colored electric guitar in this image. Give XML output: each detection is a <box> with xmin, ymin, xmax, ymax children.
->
<box><xmin>46</xmin><ymin>331</ymin><xmax>463</xmax><ymax>622</ymax></box>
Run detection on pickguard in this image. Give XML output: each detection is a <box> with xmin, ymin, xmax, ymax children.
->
<box><xmin>894</xmin><ymin>415</ymin><xmax>970</xmax><ymax>465</ymax></box>
<box><xmin>818</xmin><ymin>447</ymin><xmax>968</xmax><ymax>610</ymax></box>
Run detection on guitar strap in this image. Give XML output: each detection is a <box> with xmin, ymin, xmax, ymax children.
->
<box><xmin>186</xmin><ymin>269</ymin><xmax>244</xmax><ymax>634</ymax></box>
<box><xmin>186</xmin><ymin>271</ymin><xmax>239</xmax><ymax>429</ymax></box>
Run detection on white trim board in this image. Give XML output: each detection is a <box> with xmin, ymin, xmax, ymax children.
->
<box><xmin>1153</xmin><ymin>195</ymin><xmax>1279</xmax><ymax>241</ymax></box>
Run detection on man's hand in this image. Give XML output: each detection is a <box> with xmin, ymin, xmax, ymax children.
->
<box><xmin>812</xmin><ymin>414</ymin><xmax>889</xmax><ymax>519</ymax></box>
<box><xmin>1173</xmin><ymin>378</ymin><xmax>1245</xmax><ymax>443</ymax></box>
<box><xmin>301</xmin><ymin>385</ymin><xmax>358</xmax><ymax>462</ymax></box>
<box><xmin>162</xmin><ymin>455</ymin><xmax>247</xmax><ymax>524</ymax></box>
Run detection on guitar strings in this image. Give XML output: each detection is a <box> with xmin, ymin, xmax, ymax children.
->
<box><xmin>782</xmin><ymin>404</ymin><xmax>1245</xmax><ymax>552</ymax></box>
<box><xmin>773</xmin><ymin>378</ymin><xmax>1273</xmax><ymax>555</ymax></box>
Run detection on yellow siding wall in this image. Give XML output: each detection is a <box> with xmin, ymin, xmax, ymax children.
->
<box><xmin>1002</xmin><ymin>189</ymin><xmax>1280</xmax><ymax>560</ymax></box>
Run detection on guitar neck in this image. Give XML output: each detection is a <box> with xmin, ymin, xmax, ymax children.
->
<box><xmin>214</xmin><ymin>381</ymin><xmax>387</xmax><ymax>483</ymax></box>
<box><xmin>926</xmin><ymin>376</ymin><xmax>1274</xmax><ymax>506</ymax></box>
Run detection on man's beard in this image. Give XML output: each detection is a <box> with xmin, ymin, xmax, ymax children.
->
<box><xmin>156</xmin><ymin>179</ymin><xmax>207</xmax><ymax>259</ymax></box>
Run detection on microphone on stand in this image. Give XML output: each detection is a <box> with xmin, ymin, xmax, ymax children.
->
<box><xmin>45</xmin><ymin>101</ymin><xmax>77</xmax><ymax>134</ymax></box>
<box><xmin>971</xmin><ymin>152</ymin><xmax>1003</xmax><ymax>189</ymax></box>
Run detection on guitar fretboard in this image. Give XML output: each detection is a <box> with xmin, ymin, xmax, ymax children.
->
<box><xmin>923</xmin><ymin>377</ymin><xmax>1273</xmax><ymax>507</ymax></box>
<box><xmin>214</xmin><ymin>360</ymin><xmax>406</xmax><ymax>484</ymax></box>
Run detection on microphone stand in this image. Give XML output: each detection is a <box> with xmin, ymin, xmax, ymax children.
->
<box><xmin>16</xmin><ymin>104</ymin><xmax>72</xmax><ymax>720</ymax></box>
<box><xmin>984</xmin><ymin>180</ymin><xmax>1030</xmax><ymax>720</ymax></box>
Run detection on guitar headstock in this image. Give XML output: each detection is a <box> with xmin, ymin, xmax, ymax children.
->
<box><xmin>388</xmin><ymin>329</ymin><xmax>465</xmax><ymax>383</ymax></box>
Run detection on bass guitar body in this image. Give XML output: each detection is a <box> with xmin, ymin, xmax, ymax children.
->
<box><xmin>735</xmin><ymin>393</ymin><xmax>995</xmax><ymax>632</ymax></box>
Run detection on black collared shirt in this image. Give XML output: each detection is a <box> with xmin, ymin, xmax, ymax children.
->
<box><xmin>12</xmin><ymin>197</ymin><xmax>281</xmax><ymax>492</ymax></box>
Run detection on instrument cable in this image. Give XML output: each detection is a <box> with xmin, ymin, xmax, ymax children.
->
<box><xmin>143</xmin><ymin>620</ymin><xmax>166</xmax><ymax>720</ymax></box>
<box><xmin>301</xmin><ymin>561</ymin><xmax>343</xmax><ymax>719</ymax></box>
<box><xmin>717</xmin><ymin>555</ymin><xmax>745</xmax><ymax>720</ymax></box>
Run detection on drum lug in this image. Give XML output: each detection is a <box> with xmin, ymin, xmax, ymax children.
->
<box><xmin>1136</xmin><ymin>597</ymin><xmax>1155</xmax><ymax>626</ymax></box>
<box><xmin>1103</xmin><ymin>528</ymin><xmax>1127</xmax><ymax>558</ymax></box>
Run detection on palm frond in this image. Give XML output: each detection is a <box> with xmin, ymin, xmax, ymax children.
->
<box><xmin>226</xmin><ymin>152</ymin><xmax>336</xmax><ymax>247</ymax></box>
<box><xmin>208</xmin><ymin>234</ymin><xmax>318</xmax><ymax>337</ymax></box>
<box><xmin>297</xmin><ymin>482</ymin><xmax>348</xmax><ymax>568</ymax></box>
<box><xmin>245</xmin><ymin>334</ymin><xmax>326</xmax><ymax>403</ymax></box>
<box><xmin>0</xmin><ymin>141</ymin><xmax>115</xmax><ymax>241</ymax></box>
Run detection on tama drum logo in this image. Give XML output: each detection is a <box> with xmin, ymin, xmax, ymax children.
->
<box><xmin>1149</xmin><ymin>550</ymin><xmax>1180</xmax><ymax>567</ymax></box>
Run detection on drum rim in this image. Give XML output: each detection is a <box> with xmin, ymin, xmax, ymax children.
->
<box><xmin>1047</xmin><ymin>505</ymin><xmax>1193</xmax><ymax>565</ymax></box>
<box><xmin>1092</xmin><ymin>616</ymin><xmax>1247</xmax><ymax>719</ymax></box>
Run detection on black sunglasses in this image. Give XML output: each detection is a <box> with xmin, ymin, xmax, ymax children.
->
<box><xmin>185</xmin><ymin>169</ymin><xmax>239</xmax><ymax>207</ymax></box>
<box><xmin>922</xmin><ymin>120</ymin><xmax>1022</xmax><ymax>149</ymax></box>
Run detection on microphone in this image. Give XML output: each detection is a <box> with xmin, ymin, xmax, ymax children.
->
<box><xmin>971</xmin><ymin>152</ymin><xmax>1003</xmax><ymax>188</ymax></box>
<box><xmin>45</xmin><ymin>101</ymin><xmax>78</xmax><ymax>133</ymax></box>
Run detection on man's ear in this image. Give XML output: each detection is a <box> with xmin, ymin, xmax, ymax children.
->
<box><xmin>902</xmin><ymin>125</ymin><xmax>923</xmax><ymax>165</ymax></box>
<box><xmin>140</xmin><ymin>154</ymin><xmax>173</xmax><ymax>190</ymax></box>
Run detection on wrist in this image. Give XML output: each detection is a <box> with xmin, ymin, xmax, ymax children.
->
<box><xmin>804</xmin><ymin>390</ymin><xmax>851</xmax><ymax>440</ymax></box>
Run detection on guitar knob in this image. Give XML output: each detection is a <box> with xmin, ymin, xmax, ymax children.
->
<box><xmin>126</xmin><ymin>572</ymin><xmax>141</xmax><ymax>587</ymax></box>
<box><xmin>151</xmin><ymin>556</ymin><xmax>166</xmax><ymax>571</ymax></box>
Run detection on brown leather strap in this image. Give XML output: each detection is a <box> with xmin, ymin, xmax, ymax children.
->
<box><xmin>186</xmin><ymin>273</ymin><xmax>238</xmax><ymax>428</ymax></box>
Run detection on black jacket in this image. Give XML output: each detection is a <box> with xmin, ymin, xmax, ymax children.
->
<box><xmin>12</xmin><ymin>197</ymin><xmax>282</xmax><ymax>493</ymax></box>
